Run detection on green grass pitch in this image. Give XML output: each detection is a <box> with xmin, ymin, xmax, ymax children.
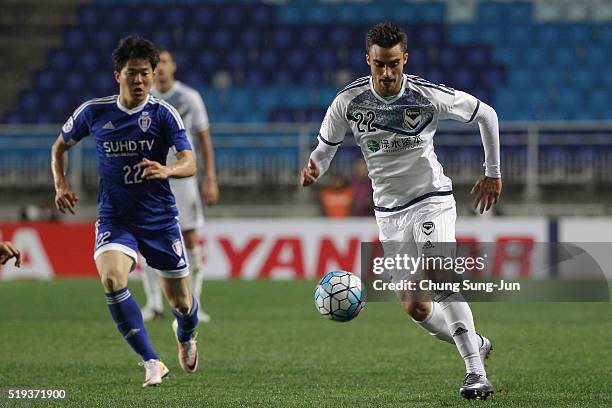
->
<box><xmin>0</xmin><ymin>279</ymin><xmax>610</xmax><ymax>407</ymax></box>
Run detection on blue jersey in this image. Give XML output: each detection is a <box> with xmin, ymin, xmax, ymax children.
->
<box><xmin>61</xmin><ymin>94</ymin><xmax>192</xmax><ymax>227</ymax></box>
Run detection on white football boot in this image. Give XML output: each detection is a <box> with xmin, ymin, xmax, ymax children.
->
<box><xmin>141</xmin><ymin>359</ymin><xmax>169</xmax><ymax>387</ymax></box>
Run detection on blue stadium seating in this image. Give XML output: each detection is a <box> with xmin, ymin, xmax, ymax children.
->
<box><xmin>3</xmin><ymin>1</ymin><xmax>611</xmax><ymax>125</ymax></box>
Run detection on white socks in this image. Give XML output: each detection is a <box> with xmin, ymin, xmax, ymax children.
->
<box><xmin>413</xmin><ymin>300</ymin><xmax>454</xmax><ymax>344</ymax></box>
<box><xmin>437</xmin><ymin>292</ymin><xmax>486</xmax><ymax>376</ymax></box>
<box><xmin>187</xmin><ymin>247</ymin><xmax>203</xmax><ymax>303</ymax></box>
<box><xmin>141</xmin><ymin>247</ymin><xmax>203</xmax><ymax>313</ymax></box>
<box><xmin>142</xmin><ymin>265</ymin><xmax>163</xmax><ymax>311</ymax></box>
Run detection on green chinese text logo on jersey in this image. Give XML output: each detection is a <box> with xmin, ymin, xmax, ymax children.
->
<box><xmin>367</xmin><ymin>139</ymin><xmax>381</xmax><ymax>152</ymax></box>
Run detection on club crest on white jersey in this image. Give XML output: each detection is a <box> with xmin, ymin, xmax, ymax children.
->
<box><xmin>404</xmin><ymin>108</ymin><xmax>423</xmax><ymax>129</ymax></box>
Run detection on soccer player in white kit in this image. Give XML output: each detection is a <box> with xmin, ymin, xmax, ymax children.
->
<box><xmin>142</xmin><ymin>47</ymin><xmax>219</xmax><ymax>323</ymax></box>
<box><xmin>300</xmin><ymin>22</ymin><xmax>501</xmax><ymax>400</ymax></box>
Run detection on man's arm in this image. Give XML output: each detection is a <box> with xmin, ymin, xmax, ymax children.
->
<box><xmin>196</xmin><ymin>127</ymin><xmax>219</xmax><ymax>204</ymax></box>
<box><xmin>51</xmin><ymin>135</ymin><xmax>79</xmax><ymax>214</ymax></box>
<box><xmin>469</xmin><ymin>101</ymin><xmax>502</xmax><ymax>213</ymax></box>
<box><xmin>300</xmin><ymin>141</ymin><xmax>338</xmax><ymax>186</ymax></box>
<box><xmin>139</xmin><ymin>149</ymin><xmax>196</xmax><ymax>180</ymax></box>
<box><xmin>300</xmin><ymin>95</ymin><xmax>348</xmax><ymax>187</ymax></box>
<box><xmin>0</xmin><ymin>241</ymin><xmax>22</xmax><ymax>267</ymax></box>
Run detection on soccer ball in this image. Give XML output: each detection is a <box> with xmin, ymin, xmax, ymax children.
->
<box><xmin>313</xmin><ymin>270</ymin><xmax>365</xmax><ymax>322</ymax></box>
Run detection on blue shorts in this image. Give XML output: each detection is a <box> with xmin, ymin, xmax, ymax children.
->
<box><xmin>93</xmin><ymin>219</ymin><xmax>189</xmax><ymax>278</ymax></box>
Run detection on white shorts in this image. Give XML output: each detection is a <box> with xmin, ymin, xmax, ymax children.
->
<box><xmin>170</xmin><ymin>177</ymin><xmax>205</xmax><ymax>232</ymax></box>
<box><xmin>376</xmin><ymin>196</ymin><xmax>457</xmax><ymax>283</ymax></box>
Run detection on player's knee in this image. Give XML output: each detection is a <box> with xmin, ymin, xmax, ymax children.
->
<box><xmin>100</xmin><ymin>270</ymin><xmax>127</xmax><ymax>292</ymax></box>
<box><xmin>168</xmin><ymin>294</ymin><xmax>191</xmax><ymax>314</ymax></box>
<box><xmin>401</xmin><ymin>301</ymin><xmax>430</xmax><ymax>321</ymax></box>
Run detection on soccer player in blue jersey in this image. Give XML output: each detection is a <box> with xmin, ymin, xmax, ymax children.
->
<box><xmin>51</xmin><ymin>36</ymin><xmax>200</xmax><ymax>387</ymax></box>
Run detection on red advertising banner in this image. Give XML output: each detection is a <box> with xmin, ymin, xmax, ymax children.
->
<box><xmin>0</xmin><ymin>218</ymin><xmax>549</xmax><ymax>280</ymax></box>
<box><xmin>0</xmin><ymin>222</ymin><xmax>97</xmax><ymax>279</ymax></box>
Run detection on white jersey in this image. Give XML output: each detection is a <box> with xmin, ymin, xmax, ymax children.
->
<box><xmin>319</xmin><ymin>74</ymin><xmax>481</xmax><ymax>216</ymax></box>
<box><xmin>151</xmin><ymin>81</ymin><xmax>210</xmax><ymax>186</ymax></box>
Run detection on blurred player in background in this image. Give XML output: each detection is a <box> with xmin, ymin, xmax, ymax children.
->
<box><xmin>141</xmin><ymin>47</ymin><xmax>219</xmax><ymax>323</ymax></box>
<box><xmin>300</xmin><ymin>22</ymin><xmax>501</xmax><ymax>400</ymax></box>
<box><xmin>0</xmin><ymin>241</ymin><xmax>22</xmax><ymax>267</ymax></box>
<box><xmin>51</xmin><ymin>36</ymin><xmax>200</xmax><ymax>387</ymax></box>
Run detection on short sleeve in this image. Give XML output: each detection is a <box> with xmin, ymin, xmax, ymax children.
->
<box><xmin>61</xmin><ymin>104</ymin><xmax>91</xmax><ymax>145</ymax></box>
<box><xmin>189</xmin><ymin>90</ymin><xmax>210</xmax><ymax>133</ymax></box>
<box><xmin>161</xmin><ymin>103</ymin><xmax>192</xmax><ymax>152</ymax></box>
<box><xmin>318</xmin><ymin>96</ymin><xmax>349</xmax><ymax>146</ymax></box>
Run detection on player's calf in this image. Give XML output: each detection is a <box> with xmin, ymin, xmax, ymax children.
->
<box><xmin>400</xmin><ymin>300</ymin><xmax>430</xmax><ymax>321</ymax></box>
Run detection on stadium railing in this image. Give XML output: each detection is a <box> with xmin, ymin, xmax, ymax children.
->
<box><xmin>0</xmin><ymin>121</ymin><xmax>611</xmax><ymax>203</ymax></box>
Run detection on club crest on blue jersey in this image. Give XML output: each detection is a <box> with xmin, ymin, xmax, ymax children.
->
<box><xmin>404</xmin><ymin>108</ymin><xmax>422</xmax><ymax>130</ymax></box>
<box><xmin>138</xmin><ymin>111</ymin><xmax>152</xmax><ymax>132</ymax></box>
<box><xmin>62</xmin><ymin>116</ymin><xmax>74</xmax><ymax>133</ymax></box>
<box><xmin>172</xmin><ymin>238</ymin><xmax>183</xmax><ymax>257</ymax></box>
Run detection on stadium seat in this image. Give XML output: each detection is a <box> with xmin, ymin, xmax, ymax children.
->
<box><xmin>4</xmin><ymin>0</ymin><xmax>608</xmax><ymax>125</ymax></box>
<box><xmin>508</xmin><ymin>25</ymin><xmax>533</xmax><ymax>45</ymax></box>
<box><xmin>241</xmin><ymin>28</ymin><xmax>261</xmax><ymax>48</ymax></box>
<box><xmin>566</xmin><ymin>24</ymin><xmax>592</xmax><ymax>45</ymax></box>
<box><xmin>34</xmin><ymin>71</ymin><xmax>54</xmax><ymax>92</ymax></box>
<box><xmin>465</xmin><ymin>45</ymin><xmax>488</xmax><ymax>68</ymax></box>
<box><xmin>335</xmin><ymin>4</ymin><xmax>361</xmax><ymax>23</ymax></box>
<box><xmin>19</xmin><ymin>91</ymin><xmax>40</xmax><ymax>113</ymax></box>
<box><xmin>152</xmin><ymin>30</ymin><xmax>172</xmax><ymax>48</ymax></box>
<box><xmin>222</xmin><ymin>5</ymin><xmax>246</xmax><ymax>26</ymax></box>
<box><xmin>165</xmin><ymin>7</ymin><xmax>186</xmax><ymax>26</ymax></box>
<box><xmin>438</xmin><ymin>47</ymin><xmax>459</xmax><ymax>67</ymax></box>
<box><xmin>300</xmin><ymin>26</ymin><xmax>323</xmax><ymax>48</ymax></box>
<box><xmin>419</xmin><ymin>25</ymin><xmax>444</xmax><ymax>46</ymax></box>
<box><xmin>184</xmin><ymin>29</ymin><xmax>205</xmax><ymax>50</ymax></box>
<box><xmin>287</xmin><ymin>49</ymin><xmax>307</xmax><ymax>70</ymax></box>
<box><xmin>93</xmin><ymin>30</ymin><xmax>115</xmax><ymax>51</ymax></box>
<box><xmin>251</xmin><ymin>5</ymin><xmax>273</xmax><ymax>27</ymax></box>
<box><xmin>276</xmin><ymin>5</ymin><xmax>302</xmax><ymax>23</ymax></box>
<box><xmin>270</xmin><ymin>70</ymin><xmax>294</xmax><ymax>87</ymax></box>
<box><xmin>226</xmin><ymin>49</ymin><xmax>247</xmax><ymax>70</ymax></box>
<box><xmin>479</xmin><ymin>2</ymin><xmax>506</xmax><ymax>22</ymax></box>
<box><xmin>78</xmin><ymin>7</ymin><xmax>98</xmax><ymax>26</ymax></box>
<box><xmin>535</xmin><ymin>24</ymin><xmax>565</xmax><ymax>47</ymax></box>
<box><xmin>271</xmin><ymin>27</ymin><xmax>293</xmax><ymax>49</ymax></box>
<box><xmin>192</xmin><ymin>7</ymin><xmax>215</xmax><ymax>26</ymax></box>
<box><xmin>552</xmin><ymin>48</ymin><xmax>575</xmax><ymax>67</ymax></box>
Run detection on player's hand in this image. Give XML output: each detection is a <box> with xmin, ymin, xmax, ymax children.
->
<box><xmin>300</xmin><ymin>158</ymin><xmax>320</xmax><ymax>187</ymax></box>
<box><xmin>0</xmin><ymin>241</ymin><xmax>22</xmax><ymax>267</ymax></box>
<box><xmin>54</xmin><ymin>182</ymin><xmax>79</xmax><ymax>215</ymax></box>
<box><xmin>202</xmin><ymin>178</ymin><xmax>219</xmax><ymax>205</ymax></box>
<box><xmin>470</xmin><ymin>176</ymin><xmax>502</xmax><ymax>214</ymax></box>
<box><xmin>138</xmin><ymin>158</ymin><xmax>172</xmax><ymax>180</ymax></box>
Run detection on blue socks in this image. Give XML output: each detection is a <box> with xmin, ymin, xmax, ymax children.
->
<box><xmin>106</xmin><ymin>288</ymin><xmax>158</xmax><ymax>361</ymax></box>
<box><xmin>172</xmin><ymin>296</ymin><xmax>199</xmax><ymax>342</ymax></box>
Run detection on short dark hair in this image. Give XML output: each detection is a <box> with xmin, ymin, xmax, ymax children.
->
<box><xmin>112</xmin><ymin>36</ymin><xmax>159</xmax><ymax>72</ymax></box>
<box><xmin>366</xmin><ymin>22</ymin><xmax>407</xmax><ymax>52</ymax></box>
<box><xmin>157</xmin><ymin>46</ymin><xmax>174</xmax><ymax>60</ymax></box>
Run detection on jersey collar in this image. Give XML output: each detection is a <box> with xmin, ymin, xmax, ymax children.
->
<box><xmin>116</xmin><ymin>94</ymin><xmax>150</xmax><ymax>115</ymax></box>
<box><xmin>369</xmin><ymin>74</ymin><xmax>406</xmax><ymax>104</ymax></box>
